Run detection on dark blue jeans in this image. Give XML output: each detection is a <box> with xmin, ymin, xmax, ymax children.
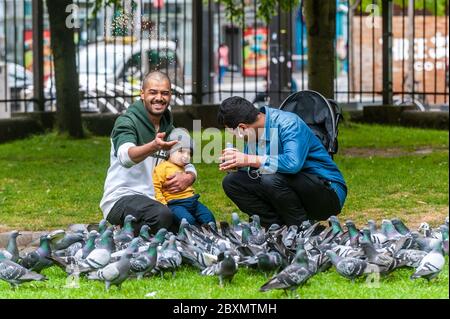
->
<box><xmin>168</xmin><ymin>194</ymin><xmax>216</xmax><ymax>226</ymax></box>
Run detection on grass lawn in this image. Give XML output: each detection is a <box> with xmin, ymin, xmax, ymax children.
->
<box><xmin>0</xmin><ymin>122</ymin><xmax>448</xmax><ymax>298</ymax></box>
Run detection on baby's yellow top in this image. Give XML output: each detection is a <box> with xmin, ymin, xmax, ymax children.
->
<box><xmin>152</xmin><ymin>160</ymin><xmax>195</xmax><ymax>205</ymax></box>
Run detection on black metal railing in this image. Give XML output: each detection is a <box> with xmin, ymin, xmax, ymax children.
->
<box><xmin>0</xmin><ymin>0</ymin><xmax>448</xmax><ymax>119</ymax></box>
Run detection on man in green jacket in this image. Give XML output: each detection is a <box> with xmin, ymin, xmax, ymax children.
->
<box><xmin>100</xmin><ymin>71</ymin><xmax>197</xmax><ymax>234</ymax></box>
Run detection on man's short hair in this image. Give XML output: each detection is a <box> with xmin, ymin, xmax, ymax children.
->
<box><xmin>217</xmin><ymin>96</ymin><xmax>259</xmax><ymax>128</ymax></box>
<box><xmin>142</xmin><ymin>71</ymin><xmax>172</xmax><ymax>90</ymax></box>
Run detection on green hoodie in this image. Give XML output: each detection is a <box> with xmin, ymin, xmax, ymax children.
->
<box><xmin>111</xmin><ymin>100</ymin><xmax>174</xmax><ymax>156</ymax></box>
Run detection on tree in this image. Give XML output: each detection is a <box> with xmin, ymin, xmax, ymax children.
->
<box><xmin>46</xmin><ymin>0</ymin><xmax>83</xmax><ymax>138</ymax></box>
<box><xmin>46</xmin><ymin>0</ymin><xmax>121</xmax><ymax>138</ymax></box>
<box><xmin>303</xmin><ymin>0</ymin><xmax>336</xmax><ymax>99</ymax></box>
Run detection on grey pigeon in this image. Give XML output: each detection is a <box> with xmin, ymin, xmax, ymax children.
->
<box><xmin>0</xmin><ymin>252</ymin><xmax>47</xmax><ymax>288</ymax></box>
<box><xmin>20</xmin><ymin>235</ymin><xmax>53</xmax><ymax>273</ymax></box>
<box><xmin>83</xmin><ymin>229</ymin><xmax>115</xmax><ymax>270</ymax></box>
<box><xmin>98</xmin><ymin>219</ymin><xmax>108</xmax><ymax>235</ymax></box>
<box><xmin>326</xmin><ymin>250</ymin><xmax>368</xmax><ymax>281</ymax></box>
<box><xmin>201</xmin><ymin>251</ymin><xmax>238</xmax><ymax>287</ymax></box>
<box><xmin>344</xmin><ymin>220</ymin><xmax>361</xmax><ymax>248</ymax></box>
<box><xmin>219</xmin><ymin>221</ymin><xmax>242</xmax><ymax>246</ymax></box>
<box><xmin>130</xmin><ymin>240</ymin><xmax>158</xmax><ymax>279</ymax></box>
<box><xmin>154</xmin><ymin>235</ymin><xmax>182</xmax><ymax>277</ymax></box>
<box><xmin>411</xmin><ymin>232</ymin><xmax>441</xmax><ymax>252</ymax></box>
<box><xmin>250</xmin><ymin>215</ymin><xmax>262</xmax><ymax>231</ymax></box>
<box><xmin>394</xmin><ymin>249</ymin><xmax>427</xmax><ymax>268</ymax></box>
<box><xmin>231</xmin><ymin>212</ymin><xmax>243</xmax><ymax>236</ymax></box>
<box><xmin>282</xmin><ymin>225</ymin><xmax>298</xmax><ymax>249</ymax></box>
<box><xmin>87</xmin><ymin>250</ymin><xmax>134</xmax><ymax>290</ymax></box>
<box><xmin>113</xmin><ymin>215</ymin><xmax>137</xmax><ymax>249</ymax></box>
<box><xmin>259</xmin><ymin>250</ymin><xmax>312</xmax><ymax>295</ymax></box>
<box><xmin>330</xmin><ymin>244</ymin><xmax>364</xmax><ymax>259</ymax></box>
<box><xmin>367</xmin><ymin>220</ymin><xmax>388</xmax><ymax>245</ymax></box>
<box><xmin>381</xmin><ymin>220</ymin><xmax>403</xmax><ymax>241</ymax></box>
<box><xmin>177</xmin><ymin>239</ymin><xmax>217</xmax><ymax>270</ymax></box>
<box><xmin>319</xmin><ymin>216</ymin><xmax>344</xmax><ymax>245</ymax></box>
<box><xmin>0</xmin><ymin>231</ymin><xmax>21</xmax><ymax>263</ymax></box>
<box><xmin>138</xmin><ymin>224</ymin><xmax>151</xmax><ymax>244</ymax></box>
<box><xmin>78</xmin><ymin>230</ymin><xmax>99</xmax><ymax>260</ymax></box>
<box><xmin>360</xmin><ymin>238</ymin><xmax>399</xmax><ymax>274</ymax></box>
<box><xmin>410</xmin><ymin>241</ymin><xmax>445</xmax><ymax>281</ymax></box>
<box><xmin>391</xmin><ymin>218</ymin><xmax>411</xmax><ymax>236</ymax></box>
<box><xmin>49</xmin><ymin>231</ymin><xmax>85</xmax><ymax>251</ymax></box>
<box><xmin>240</xmin><ymin>251</ymin><xmax>284</xmax><ymax>274</ymax></box>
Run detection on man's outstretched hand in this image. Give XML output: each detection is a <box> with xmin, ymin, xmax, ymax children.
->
<box><xmin>163</xmin><ymin>172</ymin><xmax>195</xmax><ymax>194</ymax></box>
<box><xmin>153</xmin><ymin>132</ymin><xmax>178</xmax><ymax>151</ymax></box>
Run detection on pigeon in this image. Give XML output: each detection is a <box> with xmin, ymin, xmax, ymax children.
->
<box><xmin>138</xmin><ymin>224</ymin><xmax>151</xmax><ymax>244</ymax></box>
<box><xmin>219</xmin><ymin>221</ymin><xmax>242</xmax><ymax>246</ymax></box>
<box><xmin>20</xmin><ymin>235</ymin><xmax>53</xmax><ymax>273</ymax></box>
<box><xmin>240</xmin><ymin>251</ymin><xmax>284</xmax><ymax>274</ymax></box>
<box><xmin>0</xmin><ymin>252</ymin><xmax>47</xmax><ymax>288</ymax></box>
<box><xmin>344</xmin><ymin>220</ymin><xmax>361</xmax><ymax>248</ymax></box>
<box><xmin>98</xmin><ymin>219</ymin><xmax>108</xmax><ymax>235</ymax></box>
<box><xmin>367</xmin><ymin>220</ymin><xmax>388</xmax><ymax>245</ymax></box>
<box><xmin>154</xmin><ymin>235</ymin><xmax>182</xmax><ymax>278</ymax></box>
<box><xmin>250</xmin><ymin>215</ymin><xmax>262</xmax><ymax>231</ymax></box>
<box><xmin>360</xmin><ymin>238</ymin><xmax>398</xmax><ymax>274</ymax></box>
<box><xmin>49</xmin><ymin>231</ymin><xmax>85</xmax><ymax>251</ymax></box>
<box><xmin>113</xmin><ymin>215</ymin><xmax>137</xmax><ymax>249</ymax></box>
<box><xmin>282</xmin><ymin>225</ymin><xmax>298</xmax><ymax>249</ymax></box>
<box><xmin>259</xmin><ymin>249</ymin><xmax>313</xmax><ymax>295</ymax></box>
<box><xmin>201</xmin><ymin>251</ymin><xmax>238</xmax><ymax>287</ymax></box>
<box><xmin>391</xmin><ymin>218</ymin><xmax>411</xmax><ymax>236</ymax></box>
<box><xmin>394</xmin><ymin>249</ymin><xmax>427</xmax><ymax>268</ymax></box>
<box><xmin>0</xmin><ymin>231</ymin><xmax>21</xmax><ymax>263</ymax></box>
<box><xmin>241</xmin><ymin>224</ymin><xmax>266</xmax><ymax>246</ymax></box>
<box><xmin>130</xmin><ymin>240</ymin><xmax>158</xmax><ymax>279</ymax></box>
<box><xmin>177</xmin><ymin>239</ymin><xmax>218</xmax><ymax>270</ymax></box>
<box><xmin>381</xmin><ymin>220</ymin><xmax>403</xmax><ymax>241</ymax></box>
<box><xmin>410</xmin><ymin>241</ymin><xmax>446</xmax><ymax>281</ymax></box>
<box><xmin>78</xmin><ymin>230</ymin><xmax>99</xmax><ymax>260</ymax></box>
<box><xmin>319</xmin><ymin>215</ymin><xmax>345</xmax><ymax>245</ymax></box>
<box><xmin>411</xmin><ymin>232</ymin><xmax>441</xmax><ymax>253</ymax></box>
<box><xmin>81</xmin><ymin>229</ymin><xmax>115</xmax><ymax>272</ymax></box>
<box><xmin>326</xmin><ymin>250</ymin><xmax>368</xmax><ymax>281</ymax></box>
<box><xmin>87</xmin><ymin>249</ymin><xmax>134</xmax><ymax>291</ymax></box>
<box><xmin>330</xmin><ymin>244</ymin><xmax>364</xmax><ymax>259</ymax></box>
<box><xmin>231</xmin><ymin>212</ymin><xmax>243</xmax><ymax>236</ymax></box>
<box><xmin>418</xmin><ymin>222</ymin><xmax>432</xmax><ymax>238</ymax></box>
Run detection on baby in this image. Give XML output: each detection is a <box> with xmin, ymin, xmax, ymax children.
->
<box><xmin>153</xmin><ymin>128</ymin><xmax>216</xmax><ymax>226</ymax></box>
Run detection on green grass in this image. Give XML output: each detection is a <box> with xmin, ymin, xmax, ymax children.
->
<box><xmin>0</xmin><ymin>260</ymin><xmax>447</xmax><ymax>299</ymax></box>
<box><xmin>0</xmin><ymin>123</ymin><xmax>448</xmax><ymax>298</ymax></box>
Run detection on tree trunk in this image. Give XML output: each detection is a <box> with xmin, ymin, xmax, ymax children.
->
<box><xmin>304</xmin><ymin>0</ymin><xmax>336</xmax><ymax>99</ymax></box>
<box><xmin>46</xmin><ymin>0</ymin><xmax>83</xmax><ymax>138</ymax></box>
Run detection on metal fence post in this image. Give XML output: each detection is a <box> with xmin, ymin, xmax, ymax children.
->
<box><xmin>382</xmin><ymin>0</ymin><xmax>393</xmax><ymax>105</ymax></box>
<box><xmin>268</xmin><ymin>9</ymin><xmax>291</xmax><ymax>107</ymax></box>
<box><xmin>192</xmin><ymin>0</ymin><xmax>203</xmax><ymax>104</ymax></box>
<box><xmin>32</xmin><ymin>0</ymin><xmax>44</xmax><ymax>112</ymax></box>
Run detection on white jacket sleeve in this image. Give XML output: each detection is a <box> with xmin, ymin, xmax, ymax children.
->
<box><xmin>117</xmin><ymin>142</ymin><xmax>137</xmax><ymax>168</ymax></box>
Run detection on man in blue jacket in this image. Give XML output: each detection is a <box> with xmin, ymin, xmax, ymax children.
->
<box><xmin>218</xmin><ymin>96</ymin><xmax>347</xmax><ymax>227</ymax></box>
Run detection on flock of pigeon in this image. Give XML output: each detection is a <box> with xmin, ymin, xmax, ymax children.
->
<box><xmin>0</xmin><ymin>213</ymin><xmax>448</xmax><ymax>295</ymax></box>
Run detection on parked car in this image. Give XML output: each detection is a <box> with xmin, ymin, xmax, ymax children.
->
<box><xmin>45</xmin><ymin>37</ymin><xmax>188</xmax><ymax>113</ymax></box>
<box><xmin>0</xmin><ymin>62</ymin><xmax>34</xmax><ymax>113</ymax></box>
